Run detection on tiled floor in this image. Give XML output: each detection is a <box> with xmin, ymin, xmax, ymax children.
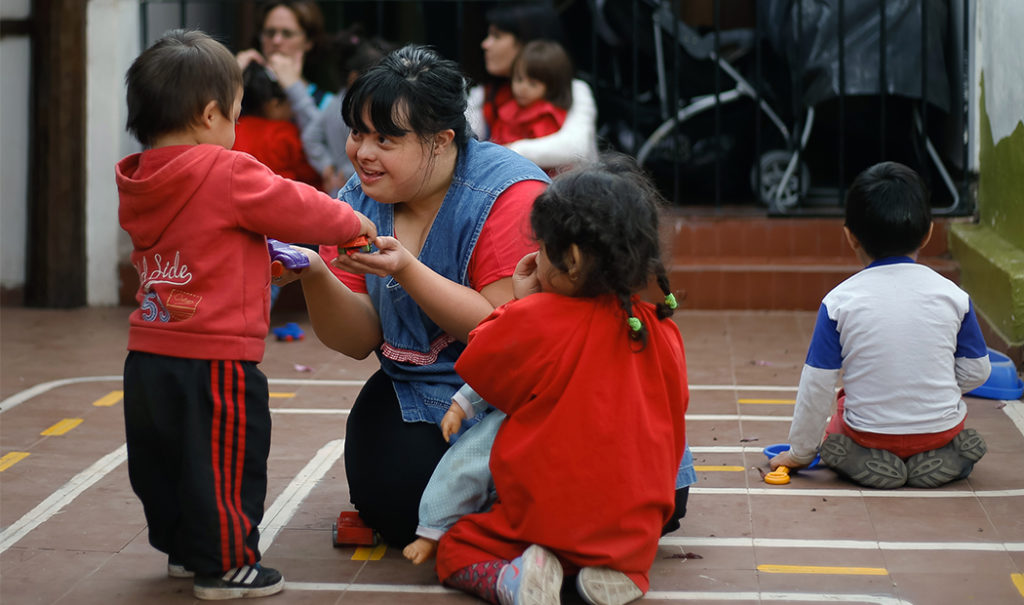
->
<box><xmin>2</xmin><ymin>303</ymin><xmax>1022</xmax><ymax>604</ymax></box>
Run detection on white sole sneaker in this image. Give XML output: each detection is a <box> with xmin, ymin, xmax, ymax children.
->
<box><xmin>576</xmin><ymin>567</ymin><xmax>644</xmax><ymax>605</ymax></box>
<box><xmin>193</xmin><ymin>564</ymin><xmax>284</xmax><ymax>600</ymax></box>
<box><xmin>497</xmin><ymin>544</ymin><xmax>562</xmax><ymax>605</ymax></box>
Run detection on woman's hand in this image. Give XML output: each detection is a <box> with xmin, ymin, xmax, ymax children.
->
<box><xmin>512</xmin><ymin>251</ymin><xmax>542</xmax><ymax>299</ymax></box>
<box><xmin>236</xmin><ymin>48</ymin><xmax>265</xmax><ymax>70</ymax></box>
<box><xmin>331</xmin><ymin>235</ymin><xmax>413</xmax><ymax>278</ymax></box>
<box><xmin>266</xmin><ymin>51</ymin><xmax>304</xmax><ymax>88</ymax></box>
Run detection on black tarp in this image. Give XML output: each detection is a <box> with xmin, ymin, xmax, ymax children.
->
<box><xmin>763</xmin><ymin>0</ymin><xmax>951</xmax><ymax>112</ymax></box>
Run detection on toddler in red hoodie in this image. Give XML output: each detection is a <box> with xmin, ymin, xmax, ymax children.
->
<box><xmin>115</xmin><ymin>28</ymin><xmax>375</xmax><ymax>601</ymax></box>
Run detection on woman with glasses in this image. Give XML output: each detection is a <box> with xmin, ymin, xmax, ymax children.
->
<box><xmin>236</xmin><ymin>1</ymin><xmax>336</xmax><ymax>135</ymax></box>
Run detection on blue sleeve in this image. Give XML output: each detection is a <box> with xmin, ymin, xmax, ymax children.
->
<box><xmin>805</xmin><ymin>303</ymin><xmax>843</xmax><ymax>370</ymax></box>
<box><xmin>954</xmin><ymin>300</ymin><xmax>988</xmax><ymax>359</ymax></box>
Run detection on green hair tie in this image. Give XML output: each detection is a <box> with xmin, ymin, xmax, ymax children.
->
<box><xmin>627</xmin><ymin>316</ymin><xmax>643</xmax><ymax>332</ymax></box>
<box><xmin>664</xmin><ymin>293</ymin><xmax>678</xmax><ymax>309</ymax></box>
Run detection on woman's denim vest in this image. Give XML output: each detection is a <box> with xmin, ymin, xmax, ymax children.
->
<box><xmin>339</xmin><ymin>139</ymin><xmax>549</xmax><ymax>428</ymax></box>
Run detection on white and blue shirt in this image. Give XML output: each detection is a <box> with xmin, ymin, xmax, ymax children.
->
<box><xmin>788</xmin><ymin>256</ymin><xmax>991</xmax><ymax>464</ymax></box>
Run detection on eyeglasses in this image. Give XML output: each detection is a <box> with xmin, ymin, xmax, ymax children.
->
<box><xmin>261</xmin><ymin>28</ymin><xmax>300</xmax><ymax>40</ymax></box>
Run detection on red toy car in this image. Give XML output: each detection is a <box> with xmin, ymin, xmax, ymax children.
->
<box><xmin>332</xmin><ymin>511</ymin><xmax>379</xmax><ymax>547</ymax></box>
<box><xmin>340</xmin><ymin>235</ymin><xmax>373</xmax><ymax>255</ymax></box>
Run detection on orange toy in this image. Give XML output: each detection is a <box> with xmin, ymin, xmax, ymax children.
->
<box><xmin>341</xmin><ymin>235</ymin><xmax>373</xmax><ymax>255</ymax></box>
<box><xmin>764</xmin><ymin>466</ymin><xmax>791</xmax><ymax>485</ymax></box>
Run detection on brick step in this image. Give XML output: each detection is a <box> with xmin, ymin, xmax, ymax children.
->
<box><xmin>654</xmin><ymin>211</ymin><xmax>959</xmax><ymax>310</ymax></box>
<box><xmin>660</xmin><ymin>256</ymin><xmax>957</xmax><ymax>310</ymax></box>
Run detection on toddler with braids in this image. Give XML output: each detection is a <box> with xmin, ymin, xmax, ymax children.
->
<box><xmin>425</xmin><ymin>154</ymin><xmax>689</xmax><ymax>605</ymax></box>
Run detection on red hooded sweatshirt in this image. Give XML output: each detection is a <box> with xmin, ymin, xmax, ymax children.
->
<box><xmin>116</xmin><ymin>144</ymin><xmax>362</xmax><ymax>362</ymax></box>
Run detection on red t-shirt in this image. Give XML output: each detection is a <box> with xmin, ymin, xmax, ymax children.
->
<box><xmin>320</xmin><ymin>179</ymin><xmax>547</xmax><ymax>293</ymax></box>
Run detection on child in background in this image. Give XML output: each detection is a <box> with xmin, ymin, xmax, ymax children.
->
<box><xmin>302</xmin><ymin>30</ymin><xmax>395</xmax><ymax>197</ymax></box>
<box><xmin>489</xmin><ymin>40</ymin><xmax>574</xmax><ymax>165</ymax></box>
<box><xmin>116</xmin><ymin>29</ymin><xmax>375</xmax><ymax>601</ymax></box>
<box><xmin>234</xmin><ymin>62</ymin><xmax>322</xmax><ymax>188</ymax></box>
<box><xmin>770</xmin><ymin>161</ymin><xmax>991</xmax><ymax>489</ymax></box>
<box><xmin>434</xmin><ymin>154</ymin><xmax>689</xmax><ymax>605</ymax></box>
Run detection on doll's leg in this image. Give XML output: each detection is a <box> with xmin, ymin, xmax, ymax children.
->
<box><xmin>417</xmin><ymin>410</ymin><xmax>505</xmax><ymax>538</ymax></box>
<box><xmin>662</xmin><ymin>444</ymin><xmax>695</xmax><ymax>535</ymax></box>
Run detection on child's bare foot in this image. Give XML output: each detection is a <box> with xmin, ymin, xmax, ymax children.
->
<box><xmin>403</xmin><ymin>538</ymin><xmax>438</xmax><ymax>565</ymax></box>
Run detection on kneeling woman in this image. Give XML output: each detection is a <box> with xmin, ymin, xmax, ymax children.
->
<box><xmin>283</xmin><ymin>44</ymin><xmax>549</xmax><ymax>546</ymax></box>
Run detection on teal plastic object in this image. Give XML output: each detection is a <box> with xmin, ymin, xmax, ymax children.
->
<box><xmin>967</xmin><ymin>348</ymin><xmax>1023</xmax><ymax>400</ymax></box>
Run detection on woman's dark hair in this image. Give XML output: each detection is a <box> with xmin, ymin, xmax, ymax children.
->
<box><xmin>514</xmin><ymin>40</ymin><xmax>574</xmax><ymax>109</ymax></box>
<box><xmin>241</xmin><ymin>63</ymin><xmax>286</xmax><ymax>117</ymax></box>
<box><xmin>481</xmin><ymin>2</ymin><xmax>567</xmax><ymax>124</ymax></box>
<box><xmin>126</xmin><ymin>29</ymin><xmax>242</xmax><ymax>147</ymax></box>
<box><xmin>485</xmin><ymin>2</ymin><xmax>564</xmax><ymax>44</ymax></box>
<box><xmin>341</xmin><ymin>44</ymin><xmax>471</xmax><ymax>149</ymax></box>
<box><xmin>530</xmin><ymin>153</ymin><xmax>679</xmax><ymax>349</ymax></box>
<box><xmin>256</xmin><ymin>1</ymin><xmax>335</xmax><ymax>90</ymax></box>
<box><xmin>844</xmin><ymin>161</ymin><xmax>932</xmax><ymax>259</ymax></box>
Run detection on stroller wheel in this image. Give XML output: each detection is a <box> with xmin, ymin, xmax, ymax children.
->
<box><xmin>751</xmin><ymin>150</ymin><xmax>810</xmax><ymax>210</ymax></box>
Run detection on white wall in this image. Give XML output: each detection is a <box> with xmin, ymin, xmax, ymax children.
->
<box><xmin>0</xmin><ymin>0</ymin><xmax>31</xmax><ymax>293</ymax></box>
<box><xmin>976</xmin><ymin>0</ymin><xmax>1024</xmax><ymax>149</ymax></box>
<box><xmin>86</xmin><ymin>0</ymin><xmax>141</xmax><ymax>305</ymax></box>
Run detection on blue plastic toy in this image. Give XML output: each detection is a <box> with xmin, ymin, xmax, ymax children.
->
<box><xmin>272</xmin><ymin>322</ymin><xmax>305</xmax><ymax>342</ymax></box>
<box><xmin>763</xmin><ymin>443</ymin><xmax>820</xmax><ymax>469</ymax></box>
<box><xmin>967</xmin><ymin>347</ymin><xmax>1023</xmax><ymax>400</ymax></box>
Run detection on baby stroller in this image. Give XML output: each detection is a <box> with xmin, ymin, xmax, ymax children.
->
<box><xmin>590</xmin><ymin>0</ymin><xmax>964</xmax><ymax>213</ymax></box>
<box><xmin>589</xmin><ymin>0</ymin><xmax>798</xmax><ymax>207</ymax></box>
<box><xmin>759</xmin><ymin>0</ymin><xmax>964</xmax><ymax>213</ymax></box>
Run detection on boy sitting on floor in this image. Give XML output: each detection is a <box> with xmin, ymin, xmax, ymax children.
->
<box><xmin>770</xmin><ymin>161</ymin><xmax>991</xmax><ymax>489</ymax></box>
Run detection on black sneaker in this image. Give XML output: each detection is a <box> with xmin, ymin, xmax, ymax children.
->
<box><xmin>906</xmin><ymin>429</ymin><xmax>987</xmax><ymax>488</ymax></box>
<box><xmin>167</xmin><ymin>556</ymin><xmax>194</xmax><ymax>579</ymax></box>
<box><xmin>193</xmin><ymin>563</ymin><xmax>284</xmax><ymax>600</ymax></box>
<box><xmin>819</xmin><ymin>433</ymin><xmax>907</xmax><ymax>489</ymax></box>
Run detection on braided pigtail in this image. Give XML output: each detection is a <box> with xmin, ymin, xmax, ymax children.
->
<box><xmin>653</xmin><ymin>261</ymin><xmax>682</xmax><ymax>320</ymax></box>
<box><xmin>618</xmin><ymin>290</ymin><xmax>649</xmax><ymax>349</ymax></box>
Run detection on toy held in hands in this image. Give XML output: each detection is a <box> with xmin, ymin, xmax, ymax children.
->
<box><xmin>267</xmin><ymin>238</ymin><xmax>310</xmax><ymax>277</ymax></box>
<box><xmin>340</xmin><ymin>235</ymin><xmax>373</xmax><ymax>255</ymax></box>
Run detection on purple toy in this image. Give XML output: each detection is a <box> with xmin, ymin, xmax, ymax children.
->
<box><xmin>267</xmin><ymin>239</ymin><xmax>310</xmax><ymax>276</ymax></box>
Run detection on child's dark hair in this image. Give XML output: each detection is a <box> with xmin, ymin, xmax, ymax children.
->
<box><xmin>530</xmin><ymin>153</ymin><xmax>678</xmax><ymax>349</ymax></box>
<box><xmin>125</xmin><ymin>29</ymin><xmax>242</xmax><ymax>147</ymax></box>
<box><xmin>844</xmin><ymin>161</ymin><xmax>932</xmax><ymax>259</ymax></box>
<box><xmin>514</xmin><ymin>40</ymin><xmax>574</xmax><ymax>109</ymax></box>
<box><xmin>241</xmin><ymin>63</ymin><xmax>285</xmax><ymax>117</ymax></box>
<box><xmin>342</xmin><ymin>44</ymin><xmax>471</xmax><ymax>149</ymax></box>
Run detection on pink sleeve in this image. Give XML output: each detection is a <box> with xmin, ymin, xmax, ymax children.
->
<box><xmin>467</xmin><ymin>179</ymin><xmax>547</xmax><ymax>290</ymax></box>
<box><xmin>318</xmin><ymin>245</ymin><xmax>367</xmax><ymax>293</ymax></box>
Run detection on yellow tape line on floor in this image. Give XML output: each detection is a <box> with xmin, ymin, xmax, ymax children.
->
<box><xmin>738</xmin><ymin>398</ymin><xmax>796</xmax><ymax>404</ymax></box>
<box><xmin>40</xmin><ymin>419</ymin><xmax>83</xmax><ymax>436</ymax></box>
<box><xmin>352</xmin><ymin>544</ymin><xmax>387</xmax><ymax>561</ymax></box>
<box><xmin>0</xmin><ymin>452</ymin><xmax>30</xmax><ymax>472</ymax></box>
<box><xmin>1012</xmin><ymin>573</ymin><xmax>1024</xmax><ymax>597</ymax></box>
<box><xmin>92</xmin><ymin>391</ymin><xmax>123</xmax><ymax>407</ymax></box>
<box><xmin>758</xmin><ymin>564</ymin><xmax>888</xmax><ymax>575</ymax></box>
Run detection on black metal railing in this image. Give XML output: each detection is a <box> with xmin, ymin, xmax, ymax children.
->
<box><xmin>139</xmin><ymin>0</ymin><xmax>974</xmax><ymax>215</ymax></box>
